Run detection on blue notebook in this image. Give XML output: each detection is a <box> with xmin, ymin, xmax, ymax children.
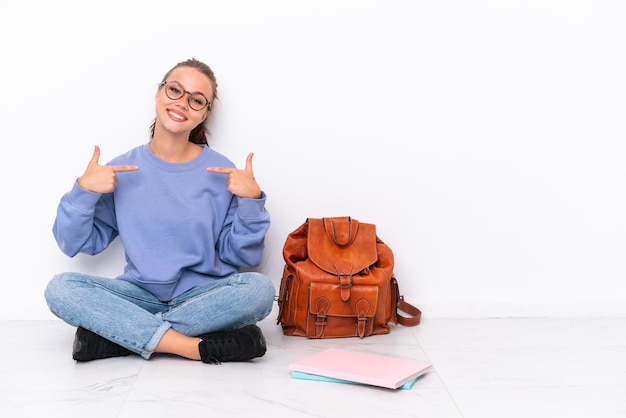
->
<box><xmin>291</xmin><ymin>370</ymin><xmax>419</xmax><ymax>389</ymax></box>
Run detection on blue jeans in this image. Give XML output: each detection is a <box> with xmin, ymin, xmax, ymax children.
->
<box><xmin>44</xmin><ymin>272</ymin><xmax>276</xmax><ymax>359</ymax></box>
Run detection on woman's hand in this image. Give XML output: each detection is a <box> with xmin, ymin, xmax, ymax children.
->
<box><xmin>77</xmin><ymin>145</ymin><xmax>139</xmax><ymax>193</ymax></box>
<box><xmin>207</xmin><ymin>152</ymin><xmax>262</xmax><ymax>199</ymax></box>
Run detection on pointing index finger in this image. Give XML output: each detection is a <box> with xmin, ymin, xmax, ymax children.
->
<box><xmin>206</xmin><ymin>166</ymin><xmax>235</xmax><ymax>174</ymax></box>
<box><xmin>110</xmin><ymin>165</ymin><xmax>139</xmax><ymax>172</ymax></box>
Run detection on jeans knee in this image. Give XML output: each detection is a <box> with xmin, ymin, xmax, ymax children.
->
<box><xmin>44</xmin><ymin>273</ymin><xmax>65</xmax><ymax>307</ymax></box>
<box><xmin>44</xmin><ymin>272</ymin><xmax>84</xmax><ymax>308</ymax></box>
<box><xmin>44</xmin><ymin>273</ymin><xmax>64</xmax><ymax>304</ymax></box>
<box><xmin>250</xmin><ymin>272</ymin><xmax>276</xmax><ymax>306</ymax></box>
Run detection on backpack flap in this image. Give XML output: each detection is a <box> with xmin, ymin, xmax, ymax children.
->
<box><xmin>307</xmin><ymin>282</ymin><xmax>379</xmax><ymax>338</ymax></box>
<box><xmin>307</xmin><ymin>217</ymin><xmax>379</xmax><ymax>284</ymax></box>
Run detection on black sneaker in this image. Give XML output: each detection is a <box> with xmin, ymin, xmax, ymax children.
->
<box><xmin>72</xmin><ymin>327</ymin><xmax>134</xmax><ymax>362</ymax></box>
<box><xmin>197</xmin><ymin>324</ymin><xmax>267</xmax><ymax>364</ymax></box>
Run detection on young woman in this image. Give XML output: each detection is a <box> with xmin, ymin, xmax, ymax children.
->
<box><xmin>45</xmin><ymin>58</ymin><xmax>275</xmax><ymax>364</ymax></box>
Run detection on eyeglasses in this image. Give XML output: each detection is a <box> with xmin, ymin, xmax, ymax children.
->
<box><xmin>159</xmin><ymin>81</ymin><xmax>212</xmax><ymax>111</ymax></box>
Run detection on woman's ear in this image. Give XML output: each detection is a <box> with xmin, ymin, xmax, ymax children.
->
<box><xmin>201</xmin><ymin>109</ymin><xmax>210</xmax><ymax>123</ymax></box>
<box><xmin>155</xmin><ymin>82</ymin><xmax>166</xmax><ymax>101</ymax></box>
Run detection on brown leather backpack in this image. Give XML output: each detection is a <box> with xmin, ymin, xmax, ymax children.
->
<box><xmin>276</xmin><ymin>216</ymin><xmax>421</xmax><ymax>338</ymax></box>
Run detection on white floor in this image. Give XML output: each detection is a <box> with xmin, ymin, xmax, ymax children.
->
<box><xmin>1</xmin><ymin>310</ymin><xmax>625</xmax><ymax>418</ymax></box>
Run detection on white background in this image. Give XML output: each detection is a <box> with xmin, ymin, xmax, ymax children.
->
<box><xmin>1</xmin><ymin>0</ymin><xmax>624</xmax><ymax>319</ymax></box>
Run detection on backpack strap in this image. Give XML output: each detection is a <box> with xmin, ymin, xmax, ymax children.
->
<box><xmin>397</xmin><ymin>297</ymin><xmax>422</xmax><ymax>326</ymax></box>
<box><xmin>391</xmin><ymin>277</ymin><xmax>422</xmax><ymax>327</ymax></box>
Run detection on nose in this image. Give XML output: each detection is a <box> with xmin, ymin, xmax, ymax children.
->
<box><xmin>175</xmin><ymin>93</ymin><xmax>190</xmax><ymax>109</ymax></box>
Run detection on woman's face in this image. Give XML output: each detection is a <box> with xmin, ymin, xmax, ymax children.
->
<box><xmin>155</xmin><ymin>66</ymin><xmax>215</xmax><ymax>136</ymax></box>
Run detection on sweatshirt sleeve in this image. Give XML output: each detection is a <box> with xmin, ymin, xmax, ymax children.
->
<box><xmin>217</xmin><ymin>191</ymin><xmax>270</xmax><ymax>268</ymax></box>
<box><xmin>52</xmin><ymin>181</ymin><xmax>119</xmax><ymax>257</ymax></box>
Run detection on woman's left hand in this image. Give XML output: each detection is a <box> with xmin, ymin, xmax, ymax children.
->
<box><xmin>207</xmin><ymin>152</ymin><xmax>262</xmax><ymax>199</ymax></box>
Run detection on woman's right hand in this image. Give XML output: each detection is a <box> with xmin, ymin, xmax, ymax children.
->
<box><xmin>77</xmin><ymin>145</ymin><xmax>139</xmax><ymax>193</ymax></box>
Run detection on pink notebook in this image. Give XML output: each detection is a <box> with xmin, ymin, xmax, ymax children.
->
<box><xmin>288</xmin><ymin>348</ymin><xmax>432</xmax><ymax>389</ymax></box>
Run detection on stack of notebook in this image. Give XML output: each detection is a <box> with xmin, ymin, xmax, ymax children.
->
<box><xmin>288</xmin><ymin>347</ymin><xmax>432</xmax><ymax>390</ymax></box>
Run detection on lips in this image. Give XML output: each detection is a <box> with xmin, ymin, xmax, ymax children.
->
<box><xmin>167</xmin><ymin>109</ymin><xmax>187</xmax><ymax>121</ymax></box>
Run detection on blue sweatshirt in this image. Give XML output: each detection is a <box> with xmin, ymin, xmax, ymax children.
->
<box><xmin>53</xmin><ymin>143</ymin><xmax>270</xmax><ymax>301</ymax></box>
